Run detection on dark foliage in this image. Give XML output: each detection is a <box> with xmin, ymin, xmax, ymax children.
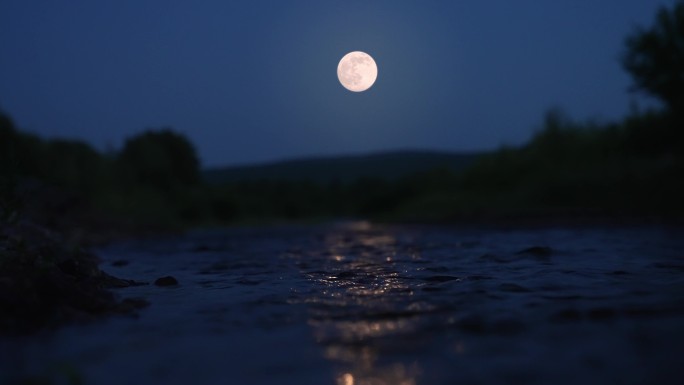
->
<box><xmin>0</xmin><ymin>113</ymin><xmax>20</xmax><ymax>223</ymax></box>
<box><xmin>118</xmin><ymin>129</ymin><xmax>200</xmax><ymax>191</ymax></box>
<box><xmin>3</xmin><ymin>103</ymin><xmax>683</xmax><ymax>227</ymax></box>
<box><xmin>623</xmin><ymin>1</ymin><xmax>684</xmax><ymax>111</ymax></box>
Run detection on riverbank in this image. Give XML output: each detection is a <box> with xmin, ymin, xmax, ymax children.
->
<box><xmin>0</xmin><ymin>220</ymin><xmax>148</xmax><ymax>334</ymax></box>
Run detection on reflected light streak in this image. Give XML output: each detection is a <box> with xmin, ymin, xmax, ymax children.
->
<box><xmin>338</xmin><ymin>372</ymin><xmax>355</xmax><ymax>385</ymax></box>
<box><xmin>310</xmin><ymin>318</ymin><xmax>414</xmax><ymax>341</ymax></box>
<box><xmin>304</xmin><ymin>222</ymin><xmax>421</xmax><ymax>385</ymax></box>
<box><xmin>335</xmin><ymin>365</ymin><xmax>418</xmax><ymax>385</ymax></box>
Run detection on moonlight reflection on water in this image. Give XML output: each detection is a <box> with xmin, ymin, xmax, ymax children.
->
<box><xmin>305</xmin><ymin>224</ymin><xmax>420</xmax><ymax>385</ymax></box>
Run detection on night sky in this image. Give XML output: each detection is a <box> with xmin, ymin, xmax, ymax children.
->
<box><xmin>0</xmin><ymin>1</ymin><xmax>667</xmax><ymax>167</ymax></box>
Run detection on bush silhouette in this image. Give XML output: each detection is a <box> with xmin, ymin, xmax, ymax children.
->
<box><xmin>117</xmin><ymin>128</ymin><xmax>200</xmax><ymax>191</ymax></box>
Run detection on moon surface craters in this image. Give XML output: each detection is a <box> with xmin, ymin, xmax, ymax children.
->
<box><xmin>337</xmin><ymin>51</ymin><xmax>378</xmax><ymax>92</ymax></box>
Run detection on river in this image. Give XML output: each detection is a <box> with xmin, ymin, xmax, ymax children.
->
<box><xmin>2</xmin><ymin>221</ymin><xmax>684</xmax><ymax>384</ymax></box>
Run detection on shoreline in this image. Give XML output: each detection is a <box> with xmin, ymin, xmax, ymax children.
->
<box><xmin>0</xmin><ymin>220</ymin><xmax>148</xmax><ymax>335</ymax></box>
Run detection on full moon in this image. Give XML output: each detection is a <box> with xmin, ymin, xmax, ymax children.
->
<box><xmin>337</xmin><ymin>51</ymin><xmax>378</xmax><ymax>92</ymax></box>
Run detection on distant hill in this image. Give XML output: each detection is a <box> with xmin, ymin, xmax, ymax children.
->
<box><xmin>203</xmin><ymin>150</ymin><xmax>483</xmax><ymax>184</ymax></box>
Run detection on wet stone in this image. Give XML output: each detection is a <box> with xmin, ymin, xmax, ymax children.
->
<box><xmin>609</xmin><ymin>270</ymin><xmax>629</xmax><ymax>275</ymax></box>
<box><xmin>154</xmin><ymin>276</ymin><xmax>179</xmax><ymax>286</ymax></box>
<box><xmin>516</xmin><ymin>246</ymin><xmax>553</xmax><ymax>258</ymax></box>
<box><xmin>335</xmin><ymin>271</ymin><xmax>357</xmax><ymax>279</ymax></box>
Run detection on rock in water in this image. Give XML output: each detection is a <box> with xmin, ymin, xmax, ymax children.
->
<box><xmin>154</xmin><ymin>276</ymin><xmax>179</xmax><ymax>286</ymax></box>
<box><xmin>515</xmin><ymin>246</ymin><xmax>553</xmax><ymax>260</ymax></box>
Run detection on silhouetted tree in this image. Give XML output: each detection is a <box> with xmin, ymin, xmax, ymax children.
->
<box><xmin>118</xmin><ymin>128</ymin><xmax>200</xmax><ymax>191</ymax></box>
<box><xmin>0</xmin><ymin>112</ymin><xmax>17</xmax><ymax>166</ymax></box>
<box><xmin>623</xmin><ymin>1</ymin><xmax>684</xmax><ymax>111</ymax></box>
<box><xmin>42</xmin><ymin>139</ymin><xmax>105</xmax><ymax>192</ymax></box>
<box><xmin>0</xmin><ymin>112</ymin><xmax>20</xmax><ymax>222</ymax></box>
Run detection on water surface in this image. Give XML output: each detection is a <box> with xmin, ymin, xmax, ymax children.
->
<box><xmin>3</xmin><ymin>221</ymin><xmax>683</xmax><ymax>384</ymax></box>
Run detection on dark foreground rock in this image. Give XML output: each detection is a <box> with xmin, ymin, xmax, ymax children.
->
<box><xmin>0</xmin><ymin>221</ymin><xmax>148</xmax><ymax>335</ymax></box>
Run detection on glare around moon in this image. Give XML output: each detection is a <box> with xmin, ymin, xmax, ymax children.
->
<box><xmin>337</xmin><ymin>51</ymin><xmax>377</xmax><ymax>92</ymax></box>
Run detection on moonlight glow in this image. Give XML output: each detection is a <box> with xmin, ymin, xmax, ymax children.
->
<box><xmin>337</xmin><ymin>51</ymin><xmax>378</xmax><ymax>92</ymax></box>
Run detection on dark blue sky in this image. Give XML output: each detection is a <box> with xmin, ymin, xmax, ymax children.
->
<box><xmin>0</xmin><ymin>1</ymin><xmax>667</xmax><ymax>167</ymax></box>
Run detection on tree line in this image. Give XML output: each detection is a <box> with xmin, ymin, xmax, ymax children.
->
<box><xmin>1</xmin><ymin>1</ymin><xmax>683</xmax><ymax>227</ymax></box>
